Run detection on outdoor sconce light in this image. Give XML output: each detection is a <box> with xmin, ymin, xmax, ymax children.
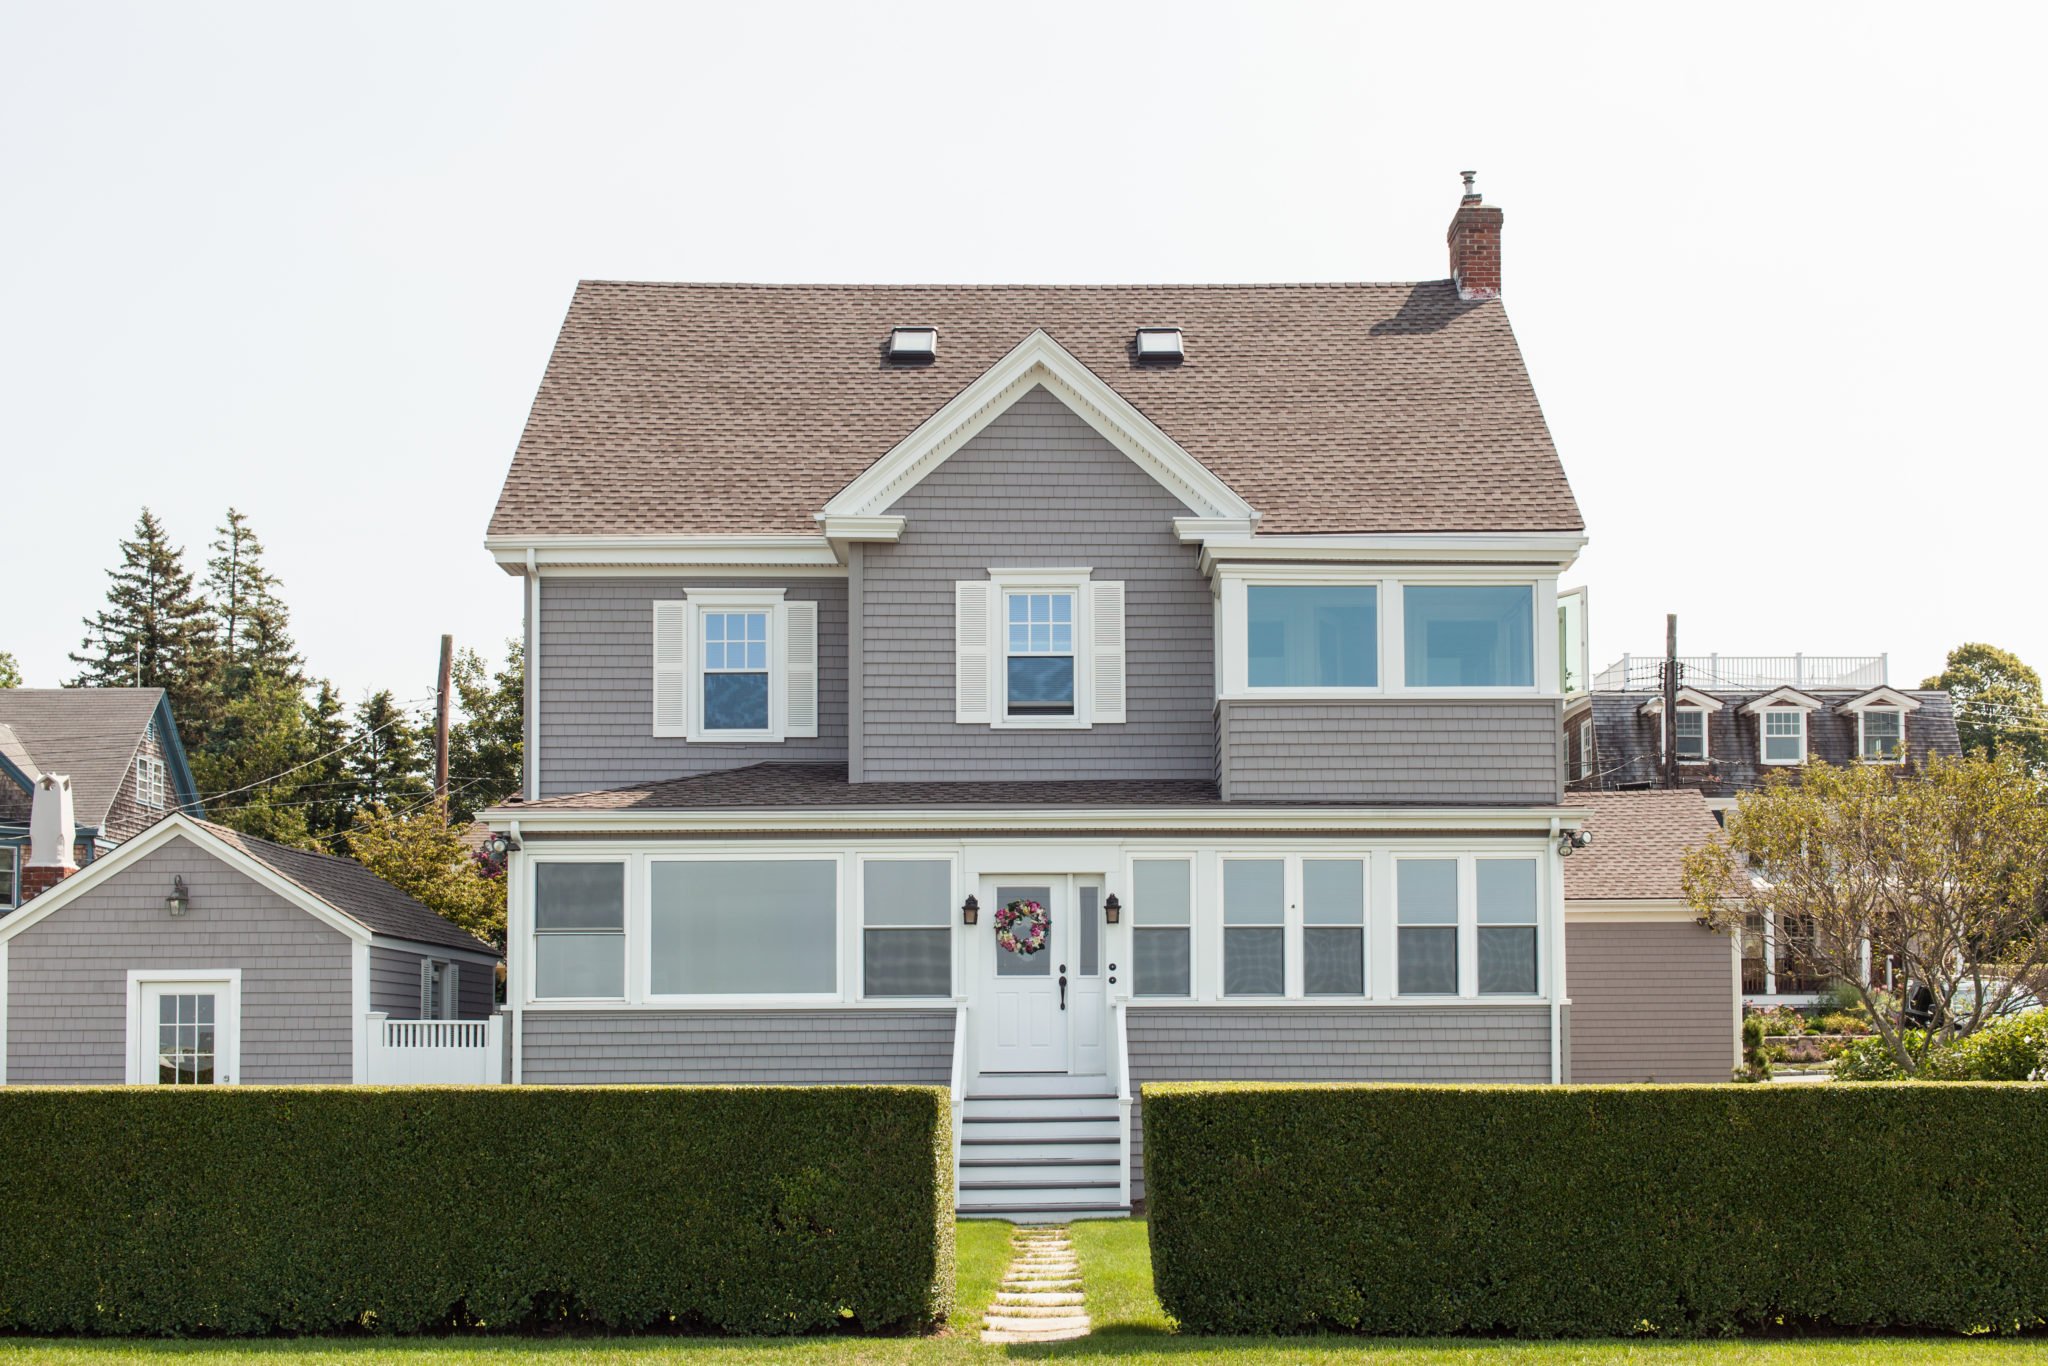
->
<box><xmin>1103</xmin><ymin>894</ymin><xmax>1121</xmax><ymax>924</ymax></box>
<box><xmin>165</xmin><ymin>876</ymin><xmax>190</xmax><ymax>918</ymax></box>
<box><xmin>962</xmin><ymin>894</ymin><xmax>979</xmax><ymax>926</ymax></box>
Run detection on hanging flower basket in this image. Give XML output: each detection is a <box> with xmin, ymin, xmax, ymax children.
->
<box><xmin>995</xmin><ymin>898</ymin><xmax>1051</xmax><ymax>956</ymax></box>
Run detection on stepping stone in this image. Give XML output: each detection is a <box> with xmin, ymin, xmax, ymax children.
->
<box><xmin>1001</xmin><ymin>1292</ymin><xmax>1085</xmax><ymax>1307</ymax></box>
<box><xmin>985</xmin><ymin>1314</ymin><xmax>1091</xmax><ymax>1333</ymax></box>
<box><xmin>981</xmin><ymin>1229</ymin><xmax>1091</xmax><ymax>1344</ymax></box>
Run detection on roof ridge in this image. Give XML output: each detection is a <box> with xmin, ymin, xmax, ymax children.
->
<box><xmin>574</xmin><ymin>279</ymin><xmax>1448</xmax><ymax>292</ymax></box>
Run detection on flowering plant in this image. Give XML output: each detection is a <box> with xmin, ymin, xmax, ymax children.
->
<box><xmin>995</xmin><ymin>899</ymin><xmax>1050</xmax><ymax>956</ymax></box>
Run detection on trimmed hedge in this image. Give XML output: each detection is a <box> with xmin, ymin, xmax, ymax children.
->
<box><xmin>1145</xmin><ymin>1082</ymin><xmax>2048</xmax><ymax>1337</ymax></box>
<box><xmin>0</xmin><ymin>1086</ymin><xmax>953</xmax><ymax>1336</ymax></box>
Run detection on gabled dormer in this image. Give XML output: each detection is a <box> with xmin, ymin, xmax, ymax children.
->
<box><xmin>1639</xmin><ymin>686</ymin><xmax>1725</xmax><ymax>765</ymax></box>
<box><xmin>1740</xmin><ymin>687</ymin><xmax>1824</xmax><ymax>766</ymax></box>
<box><xmin>1838</xmin><ymin>686</ymin><xmax>1923</xmax><ymax>763</ymax></box>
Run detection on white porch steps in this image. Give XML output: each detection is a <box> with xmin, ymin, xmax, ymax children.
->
<box><xmin>957</xmin><ymin>1073</ymin><xmax>1127</xmax><ymax>1222</ymax></box>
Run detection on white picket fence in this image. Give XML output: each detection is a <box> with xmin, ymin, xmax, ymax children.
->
<box><xmin>363</xmin><ymin>1012</ymin><xmax>504</xmax><ymax>1085</ymax></box>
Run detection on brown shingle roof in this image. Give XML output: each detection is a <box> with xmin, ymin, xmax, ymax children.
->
<box><xmin>501</xmin><ymin>763</ymin><xmax>1221</xmax><ymax>812</ymax></box>
<box><xmin>1562</xmin><ymin>790</ymin><xmax>1724</xmax><ymax>902</ymax></box>
<box><xmin>489</xmin><ymin>281</ymin><xmax>1582</xmax><ymax>539</ymax></box>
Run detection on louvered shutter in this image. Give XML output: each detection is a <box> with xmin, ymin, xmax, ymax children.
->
<box><xmin>418</xmin><ymin>958</ymin><xmax>434</xmax><ymax>1018</ymax></box>
<box><xmin>443</xmin><ymin>963</ymin><xmax>460</xmax><ymax>1020</ymax></box>
<box><xmin>1091</xmin><ymin>581</ymin><xmax>1127</xmax><ymax>724</ymax></box>
<box><xmin>652</xmin><ymin>600</ymin><xmax>690</xmax><ymax>737</ymax></box>
<box><xmin>784</xmin><ymin>600</ymin><xmax>819</xmax><ymax>738</ymax></box>
<box><xmin>955</xmin><ymin>581</ymin><xmax>993</xmax><ymax>724</ymax></box>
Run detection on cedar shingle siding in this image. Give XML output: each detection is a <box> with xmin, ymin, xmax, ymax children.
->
<box><xmin>1217</xmin><ymin>699</ymin><xmax>1563</xmax><ymax>804</ymax></box>
<box><xmin>1567</xmin><ymin>921</ymin><xmax>1736</xmax><ymax>1083</ymax></box>
<box><xmin>5</xmin><ymin>836</ymin><xmax>353</xmax><ymax>1084</ymax></box>
<box><xmin>518</xmin><ymin>1009</ymin><xmax>954</xmax><ymax>1084</ymax></box>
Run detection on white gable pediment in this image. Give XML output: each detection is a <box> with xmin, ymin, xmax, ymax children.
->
<box><xmin>819</xmin><ymin>330</ymin><xmax>1257</xmax><ymax>536</ymax></box>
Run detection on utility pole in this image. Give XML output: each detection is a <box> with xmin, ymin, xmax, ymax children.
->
<box><xmin>434</xmin><ymin>634</ymin><xmax>453</xmax><ymax>811</ymax></box>
<box><xmin>1661</xmin><ymin>613</ymin><xmax>1680</xmax><ymax>789</ymax></box>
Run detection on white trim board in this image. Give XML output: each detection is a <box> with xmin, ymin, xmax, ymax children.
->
<box><xmin>490</xmin><ymin>803</ymin><xmax>1590</xmax><ymax>835</ymax></box>
<box><xmin>124</xmin><ymin>968</ymin><xmax>242</xmax><ymax>1086</ymax></box>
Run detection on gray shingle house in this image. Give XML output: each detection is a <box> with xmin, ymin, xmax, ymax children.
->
<box><xmin>0</xmin><ymin>688</ymin><xmax>201</xmax><ymax>907</ymax></box>
<box><xmin>479</xmin><ymin>177</ymin><xmax>1733</xmax><ymax>1217</ymax></box>
<box><xmin>0</xmin><ymin>814</ymin><xmax>501</xmax><ymax>1085</ymax></box>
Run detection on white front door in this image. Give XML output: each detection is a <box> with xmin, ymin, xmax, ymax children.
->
<box><xmin>980</xmin><ymin>878</ymin><xmax>1068</xmax><ymax>1072</ymax></box>
<box><xmin>131</xmin><ymin>976</ymin><xmax>239</xmax><ymax>1085</ymax></box>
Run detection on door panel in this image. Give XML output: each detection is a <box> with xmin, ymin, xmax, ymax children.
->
<box><xmin>981</xmin><ymin>881</ymin><xmax>1066</xmax><ymax>1071</ymax></box>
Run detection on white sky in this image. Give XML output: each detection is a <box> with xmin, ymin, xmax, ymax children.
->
<box><xmin>4</xmin><ymin>2</ymin><xmax>2043</xmax><ymax>704</ymax></box>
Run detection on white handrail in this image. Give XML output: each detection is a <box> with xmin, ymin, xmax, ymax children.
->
<box><xmin>948</xmin><ymin>1004</ymin><xmax>968</xmax><ymax>1177</ymax></box>
<box><xmin>1113</xmin><ymin>1000</ymin><xmax>1133</xmax><ymax>1210</ymax></box>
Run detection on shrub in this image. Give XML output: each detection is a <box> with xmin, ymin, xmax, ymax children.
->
<box><xmin>1144</xmin><ymin>1082</ymin><xmax>2048</xmax><ymax>1337</ymax></box>
<box><xmin>1734</xmin><ymin>1015</ymin><xmax>1772</xmax><ymax>1082</ymax></box>
<box><xmin>1814</xmin><ymin>1011</ymin><xmax>1874</xmax><ymax>1037</ymax></box>
<box><xmin>1832</xmin><ymin>1034</ymin><xmax>1912</xmax><ymax>1080</ymax></box>
<box><xmin>0</xmin><ymin>1086</ymin><xmax>953</xmax><ymax>1337</ymax></box>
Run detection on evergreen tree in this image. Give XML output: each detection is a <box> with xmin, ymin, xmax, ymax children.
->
<box><xmin>0</xmin><ymin>652</ymin><xmax>19</xmax><ymax>688</ymax></box>
<box><xmin>447</xmin><ymin>639</ymin><xmax>524</xmax><ymax>823</ymax></box>
<box><xmin>70</xmin><ymin>509</ymin><xmax>216</xmax><ymax>730</ymax></box>
<box><xmin>346</xmin><ymin>689</ymin><xmax>431</xmax><ymax>813</ymax></box>
<box><xmin>303</xmin><ymin>680</ymin><xmax>356</xmax><ymax>850</ymax></box>
<box><xmin>203</xmin><ymin>508</ymin><xmax>301</xmax><ymax>690</ymax></box>
<box><xmin>186</xmin><ymin>675</ymin><xmax>318</xmax><ymax>847</ymax></box>
<box><xmin>1923</xmin><ymin>643</ymin><xmax>2048</xmax><ymax>774</ymax></box>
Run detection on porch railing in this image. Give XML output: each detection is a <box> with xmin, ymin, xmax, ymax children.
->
<box><xmin>1112</xmin><ymin>1000</ymin><xmax>1133</xmax><ymax>1210</ymax></box>
<box><xmin>364</xmin><ymin>1012</ymin><xmax>504</xmax><ymax>1085</ymax></box>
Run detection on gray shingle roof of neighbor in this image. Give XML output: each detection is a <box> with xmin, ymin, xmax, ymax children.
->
<box><xmin>1562</xmin><ymin>789</ymin><xmax>1724</xmax><ymax>902</ymax></box>
<box><xmin>194</xmin><ymin>820</ymin><xmax>498</xmax><ymax>957</ymax></box>
<box><xmin>0</xmin><ymin>688</ymin><xmax>172</xmax><ymax>829</ymax></box>
<box><xmin>1570</xmin><ymin>689</ymin><xmax>1963</xmax><ymax>799</ymax></box>
<box><xmin>488</xmin><ymin>281</ymin><xmax>1584</xmax><ymax>539</ymax></box>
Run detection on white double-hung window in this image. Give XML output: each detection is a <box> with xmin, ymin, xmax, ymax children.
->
<box><xmin>861</xmin><ymin>857</ymin><xmax>953</xmax><ymax>998</ymax></box>
<box><xmin>1476</xmin><ymin>859</ymin><xmax>1540</xmax><ymax>995</ymax></box>
<box><xmin>1397</xmin><ymin>855</ymin><xmax>1543</xmax><ymax>998</ymax></box>
<box><xmin>135</xmin><ymin>754</ymin><xmax>167</xmax><ymax>809</ymax></box>
<box><xmin>1130</xmin><ymin>858</ymin><xmax>1192</xmax><ymax>997</ymax></box>
<box><xmin>652</xmin><ymin>589</ymin><xmax>819</xmax><ymax>742</ymax></box>
<box><xmin>1674</xmin><ymin>708</ymin><xmax>1708</xmax><ymax>762</ymax></box>
<box><xmin>1396</xmin><ymin>859</ymin><xmax>1459</xmax><ymax>995</ymax></box>
<box><xmin>954</xmin><ymin>570</ymin><xmax>1126</xmax><ymax>728</ymax></box>
<box><xmin>1220</xmin><ymin>854</ymin><xmax>1369</xmax><ymax>999</ymax></box>
<box><xmin>1860</xmin><ymin>709</ymin><xmax>1904</xmax><ymax>761</ymax></box>
<box><xmin>1762</xmin><ymin>709</ymin><xmax>1806</xmax><ymax>764</ymax></box>
<box><xmin>531</xmin><ymin>861</ymin><xmax>626</xmax><ymax>1000</ymax></box>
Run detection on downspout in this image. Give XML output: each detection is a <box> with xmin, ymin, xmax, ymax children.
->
<box><xmin>525</xmin><ymin>550</ymin><xmax>540</xmax><ymax>802</ymax></box>
<box><xmin>1548</xmin><ymin>815</ymin><xmax>1565</xmax><ymax>1085</ymax></box>
<box><xmin>509</xmin><ymin>818</ymin><xmax>524</xmax><ymax>1085</ymax></box>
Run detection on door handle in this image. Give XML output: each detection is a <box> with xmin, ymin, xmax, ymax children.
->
<box><xmin>1058</xmin><ymin>966</ymin><xmax>1068</xmax><ymax>1010</ymax></box>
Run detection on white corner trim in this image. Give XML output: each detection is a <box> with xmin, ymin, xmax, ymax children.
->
<box><xmin>0</xmin><ymin>938</ymin><xmax>8</xmax><ymax>1085</ymax></box>
<box><xmin>124</xmin><ymin>967</ymin><xmax>242</xmax><ymax>1085</ymax></box>
<box><xmin>822</xmin><ymin>329</ymin><xmax>1258</xmax><ymax>524</ymax></box>
<box><xmin>0</xmin><ymin>814</ymin><xmax>373</xmax><ymax>947</ymax></box>
<box><xmin>351</xmin><ymin>941</ymin><xmax>370</xmax><ymax>1083</ymax></box>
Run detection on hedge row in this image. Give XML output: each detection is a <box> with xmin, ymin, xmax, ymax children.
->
<box><xmin>1145</xmin><ymin>1082</ymin><xmax>2048</xmax><ymax>1337</ymax></box>
<box><xmin>0</xmin><ymin>1086</ymin><xmax>953</xmax><ymax>1336</ymax></box>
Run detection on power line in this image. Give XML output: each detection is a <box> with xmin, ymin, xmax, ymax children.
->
<box><xmin>195</xmin><ymin>691</ymin><xmax>436</xmax><ymax>803</ymax></box>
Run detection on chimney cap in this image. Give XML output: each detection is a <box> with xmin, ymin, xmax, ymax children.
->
<box><xmin>1460</xmin><ymin>170</ymin><xmax>1479</xmax><ymax>201</ymax></box>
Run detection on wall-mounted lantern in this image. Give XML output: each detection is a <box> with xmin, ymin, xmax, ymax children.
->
<box><xmin>165</xmin><ymin>875</ymin><xmax>190</xmax><ymax>918</ymax></box>
<box><xmin>961</xmin><ymin>894</ymin><xmax>980</xmax><ymax>926</ymax></box>
<box><xmin>1103</xmin><ymin>893</ymin><xmax>1122</xmax><ymax>925</ymax></box>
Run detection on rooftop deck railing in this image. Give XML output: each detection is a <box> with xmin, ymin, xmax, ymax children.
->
<box><xmin>1591</xmin><ymin>653</ymin><xmax>1888</xmax><ymax>693</ymax></box>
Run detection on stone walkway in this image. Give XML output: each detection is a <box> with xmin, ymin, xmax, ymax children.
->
<box><xmin>981</xmin><ymin>1225</ymin><xmax>1090</xmax><ymax>1344</ymax></box>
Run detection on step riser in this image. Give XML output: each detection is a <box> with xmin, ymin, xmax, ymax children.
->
<box><xmin>971</xmin><ymin>1072</ymin><xmax>1112</xmax><ymax>1098</ymax></box>
<box><xmin>960</xmin><ymin>1138</ymin><xmax>1119</xmax><ymax>1161</ymax></box>
<box><xmin>962</xmin><ymin>1190</ymin><xmax>1115</xmax><ymax>1210</ymax></box>
<box><xmin>962</xmin><ymin>1118</ymin><xmax>1119</xmax><ymax>1142</ymax></box>
<box><xmin>962</xmin><ymin>1097</ymin><xmax>1118</xmax><ymax>1119</ymax></box>
<box><xmin>962</xmin><ymin>1162</ymin><xmax>1116</xmax><ymax>1184</ymax></box>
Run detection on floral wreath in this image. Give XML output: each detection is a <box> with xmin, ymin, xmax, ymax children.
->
<box><xmin>995</xmin><ymin>898</ymin><xmax>1051</xmax><ymax>956</ymax></box>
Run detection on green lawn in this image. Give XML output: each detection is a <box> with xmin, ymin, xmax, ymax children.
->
<box><xmin>6</xmin><ymin>1218</ymin><xmax>2048</xmax><ymax>1364</ymax></box>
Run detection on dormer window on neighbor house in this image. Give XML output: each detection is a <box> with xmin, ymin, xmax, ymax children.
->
<box><xmin>1841</xmin><ymin>687</ymin><xmax>1922</xmax><ymax>764</ymax></box>
<box><xmin>1741</xmin><ymin>687</ymin><xmax>1822</xmax><ymax>766</ymax></box>
<box><xmin>1638</xmin><ymin>686</ymin><xmax>1723</xmax><ymax>766</ymax></box>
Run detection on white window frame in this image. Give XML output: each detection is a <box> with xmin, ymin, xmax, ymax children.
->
<box><xmin>1761</xmin><ymin>708</ymin><xmax>1807</xmax><ymax>766</ymax></box>
<box><xmin>135</xmin><ymin>754</ymin><xmax>167</xmax><ymax>809</ymax></box>
<box><xmin>1573</xmin><ymin>715</ymin><xmax>1594</xmax><ymax>780</ymax></box>
<box><xmin>1859</xmin><ymin>708</ymin><xmax>1905</xmax><ymax>763</ymax></box>
<box><xmin>125</xmin><ymin>968</ymin><xmax>241</xmax><ymax>1086</ymax></box>
<box><xmin>0</xmin><ymin>844</ymin><xmax>16</xmax><ymax>911</ymax></box>
<box><xmin>1215</xmin><ymin>852</ymin><xmax>1371</xmax><ymax>1000</ymax></box>
<box><xmin>855</xmin><ymin>852</ymin><xmax>960</xmax><ymax>1003</ymax></box>
<box><xmin>527</xmin><ymin>854</ymin><xmax>630</xmax><ymax>1004</ymax></box>
<box><xmin>642</xmin><ymin>851</ymin><xmax>845</xmax><ymax>1005</ymax></box>
<box><xmin>988</xmin><ymin>568</ymin><xmax>1094</xmax><ymax>730</ymax></box>
<box><xmin>1473</xmin><ymin>855</ymin><xmax>1543</xmax><ymax>998</ymax></box>
<box><xmin>685</xmin><ymin>588</ymin><xmax>789</xmax><ymax>743</ymax></box>
<box><xmin>1672</xmin><ymin>706</ymin><xmax>1709</xmax><ymax>764</ymax></box>
<box><xmin>1127</xmin><ymin>853</ymin><xmax>1196</xmax><ymax>999</ymax></box>
<box><xmin>1217</xmin><ymin>565</ymin><xmax>1556</xmax><ymax>700</ymax></box>
<box><xmin>1394</xmin><ymin>855</ymin><xmax>1463</xmax><ymax>998</ymax></box>
<box><xmin>1392</xmin><ymin>854</ymin><xmax>1547</xmax><ymax>1001</ymax></box>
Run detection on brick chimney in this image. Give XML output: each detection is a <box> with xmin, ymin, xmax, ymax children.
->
<box><xmin>1447</xmin><ymin>170</ymin><xmax>1503</xmax><ymax>300</ymax></box>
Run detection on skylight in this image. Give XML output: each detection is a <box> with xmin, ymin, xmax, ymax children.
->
<box><xmin>1135</xmin><ymin>327</ymin><xmax>1184</xmax><ymax>363</ymax></box>
<box><xmin>888</xmin><ymin>327</ymin><xmax>937</xmax><ymax>362</ymax></box>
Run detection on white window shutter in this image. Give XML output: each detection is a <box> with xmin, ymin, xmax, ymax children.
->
<box><xmin>443</xmin><ymin>963</ymin><xmax>460</xmax><ymax>1020</ymax></box>
<box><xmin>955</xmin><ymin>581</ymin><xmax>993</xmax><ymax>724</ymax></box>
<box><xmin>418</xmin><ymin>958</ymin><xmax>434</xmax><ymax>1019</ymax></box>
<box><xmin>652</xmin><ymin>600</ymin><xmax>690</xmax><ymax>737</ymax></box>
<box><xmin>784</xmin><ymin>600</ymin><xmax>819</xmax><ymax>738</ymax></box>
<box><xmin>1091</xmin><ymin>581</ymin><xmax>1127</xmax><ymax>724</ymax></box>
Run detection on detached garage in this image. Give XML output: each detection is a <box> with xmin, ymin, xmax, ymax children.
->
<box><xmin>0</xmin><ymin>814</ymin><xmax>501</xmax><ymax>1086</ymax></box>
<box><xmin>1564</xmin><ymin>790</ymin><xmax>1738</xmax><ymax>1083</ymax></box>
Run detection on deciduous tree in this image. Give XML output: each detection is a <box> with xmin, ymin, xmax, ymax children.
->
<box><xmin>0</xmin><ymin>652</ymin><xmax>18</xmax><ymax>688</ymax></box>
<box><xmin>347</xmin><ymin>806</ymin><xmax>505</xmax><ymax>948</ymax></box>
<box><xmin>1684</xmin><ymin>753</ymin><xmax>2048</xmax><ymax>1075</ymax></box>
<box><xmin>1924</xmin><ymin>642</ymin><xmax>2048</xmax><ymax>774</ymax></box>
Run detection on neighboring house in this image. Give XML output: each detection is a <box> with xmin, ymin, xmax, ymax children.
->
<box><xmin>0</xmin><ymin>688</ymin><xmax>202</xmax><ymax>908</ymax></box>
<box><xmin>1563</xmin><ymin>790</ymin><xmax>1736</xmax><ymax>1082</ymax></box>
<box><xmin>0</xmin><ymin>813</ymin><xmax>502</xmax><ymax>1086</ymax></box>
<box><xmin>479</xmin><ymin>176</ymin><xmax>1728</xmax><ymax>1219</ymax></box>
<box><xmin>1564</xmin><ymin>654</ymin><xmax>1964</xmax><ymax>1004</ymax></box>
